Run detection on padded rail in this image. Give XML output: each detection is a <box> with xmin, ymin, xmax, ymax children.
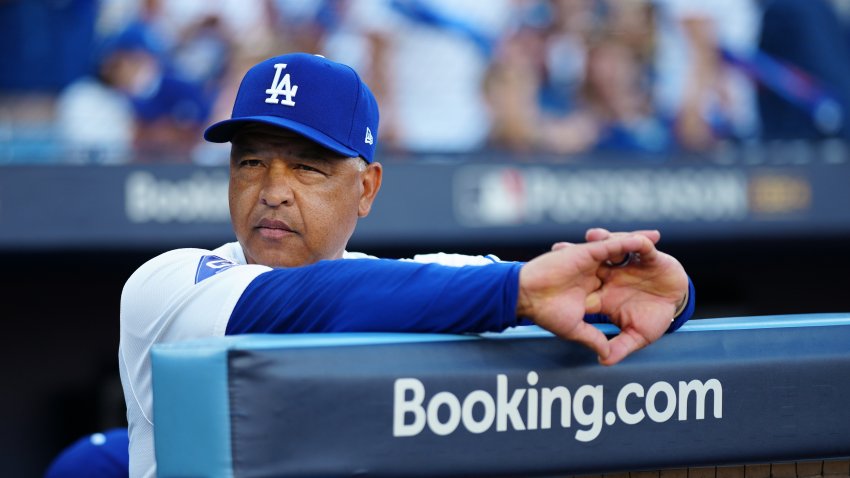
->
<box><xmin>152</xmin><ymin>314</ymin><xmax>850</xmax><ymax>477</ymax></box>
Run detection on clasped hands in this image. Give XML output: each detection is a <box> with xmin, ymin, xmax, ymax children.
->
<box><xmin>517</xmin><ymin>228</ymin><xmax>689</xmax><ymax>366</ymax></box>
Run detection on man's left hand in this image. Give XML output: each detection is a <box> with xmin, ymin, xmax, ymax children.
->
<box><xmin>556</xmin><ymin>228</ymin><xmax>689</xmax><ymax>366</ymax></box>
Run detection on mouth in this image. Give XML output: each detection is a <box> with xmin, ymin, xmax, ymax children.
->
<box><xmin>255</xmin><ymin>218</ymin><xmax>297</xmax><ymax>239</ymax></box>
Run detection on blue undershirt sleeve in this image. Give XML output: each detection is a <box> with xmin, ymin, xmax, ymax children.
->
<box><xmin>668</xmin><ymin>276</ymin><xmax>696</xmax><ymax>332</ymax></box>
<box><xmin>226</xmin><ymin>259</ymin><xmax>522</xmax><ymax>335</ymax></box>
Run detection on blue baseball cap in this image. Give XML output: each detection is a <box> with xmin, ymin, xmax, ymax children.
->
<box><xmin>45</xmin><ymin>428</ymin><xmax>129</xmax><ymax>478</ymax></box>
<box><xmin>204</xmin><ymin>53</ymin><xmax>380</xmax><ymax>163</ymax></box>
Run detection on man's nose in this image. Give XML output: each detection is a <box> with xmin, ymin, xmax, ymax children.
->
<box><xmin>260</xmin><ymin>164</ymin><xmax>294</xmax><ymax>207</ymax></box>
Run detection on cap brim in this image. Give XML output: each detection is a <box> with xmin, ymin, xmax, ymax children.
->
<box><xmin>204</xmin><ymin>116</ymin><xmax>360</xmax><ymax>158</ymax></box>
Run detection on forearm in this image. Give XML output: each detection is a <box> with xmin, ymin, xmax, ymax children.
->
<box><xmin>226</xmin><ymin>259</ymin><xmax>522</xmax><ymax>335</ymax></box>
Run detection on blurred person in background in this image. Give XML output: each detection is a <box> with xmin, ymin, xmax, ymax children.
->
<box><xmin>581</xmin><ymin>1</ymin><xmax>670</xmax><ymax>154</ymax></box>
<box><xmin>109</xmin><ymin>17</ymin><xmax>215</xmax><ymax>162</ymax></box>
<box><xmin>580</xmin><ymin>29</ymin><xmax>671</xmax><ymax>154</ymax></box>
<box><xmin>651</xmin><ymin>0</ymin><xmax>760</xmax><ymax>151</ymax></box>
<box><xmin>55</xmin><ymin>20</ymin><xmax>214</xmax><ymax>163</ymax></box>
<box><xmin>484</xmin><ymin>0</ymin><xmax>669</xmax><ymax>156</ymax></box>
<box><xmin>484</xmin><ymin>0</ymin><xmax>600</xmax><ymax>156</ymax></box>
<box><xmin>484</xmin><ymin>18</ymin><xmax>557</xmax><ymax>154</ymax></box>
<box><xmin>756</xmin><ymin>0</ymin><xmax>850</xmax><ymax>142</ymax></box>
<box><xmin>322</xmin><ymin>0</ymin><xmax>513</xmax><ymax>155</ymax></box>
<box><xmin>54</xmin><ymin>49</ymin><xmax>136</xmax><ymax>164</ymax></box>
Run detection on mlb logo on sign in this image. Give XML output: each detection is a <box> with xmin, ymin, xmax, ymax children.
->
<box><xmin>195</xmin><ymin>255</ymin><xmax>237</xmax><ymax>284</ymax></box>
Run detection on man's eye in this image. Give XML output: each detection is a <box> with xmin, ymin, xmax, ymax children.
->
<box><xmin>295</xmin><ymin>164</ymin><xmax>323</xmax><ymax>174</ymax></box>
<box><xmin>240</xmin><ymin>159</ymin><xmax>262</xmax><ymax>167</ymax></box>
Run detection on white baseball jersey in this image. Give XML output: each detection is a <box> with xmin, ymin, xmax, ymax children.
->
<box><xmin>119</xmin><ymin>241</ymin><xmax>504</xmax><ymax>478</ymax></box>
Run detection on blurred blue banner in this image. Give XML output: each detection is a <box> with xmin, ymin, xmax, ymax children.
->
<box><xmin>1</xmin><ymin>153</ymin><xmax>849</xmax><ymax>250</ymax></box>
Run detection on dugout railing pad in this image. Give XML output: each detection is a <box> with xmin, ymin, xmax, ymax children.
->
<box><xmin>151</xmin><ymin>313</ymin><xmax>850</xmax><ymax>477</ymax></box>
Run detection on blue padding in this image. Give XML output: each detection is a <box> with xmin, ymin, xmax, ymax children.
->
<box><xmin>152</xmin><ymin>340</ymin><xmax>236</xmax><ymax>478</ymax></box>
<box><xmin>484</xmin><ymin>312</ymin><xmax>850</xmax><ymax>339</ymax></box>
<box><xmin>678</xmin><ymin>312</ymin><xmax>850</xmax><ymax>331</ymax></box>
<box><xmin>226</xmin><ymin>331</ymin><xmax>478</xmax><ymax>350</ymax></box>
<box><xmin>152</xmin><ymin>333</ymin><xmax>477</xmax><ymax>477</ymax></box>
<box><xmin>151</xmin><ymin>313</ymin><xmax>850</xmax><ymax>477</ymax></box>
<box><xmin>196</xmin><ymin>313</ymin><xmax>850</xmax><ymax>351</ymax></box>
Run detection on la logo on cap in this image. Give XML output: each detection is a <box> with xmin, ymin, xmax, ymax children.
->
<box><xmin>265</xmin><ymin>63</ymin><xmax>298</xmax><ymax>106</ymax></box>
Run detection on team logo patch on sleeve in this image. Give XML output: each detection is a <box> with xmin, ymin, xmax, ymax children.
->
<box><xmin>195</xmin><ymin>255</ymin><xmax>237</xmax><ymax>284</ymax></box>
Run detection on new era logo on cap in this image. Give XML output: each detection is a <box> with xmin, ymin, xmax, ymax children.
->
<box><xmin>204</xmin><ymin>53</ymin><xmax>380</xmax><ymax>163</ymax></box>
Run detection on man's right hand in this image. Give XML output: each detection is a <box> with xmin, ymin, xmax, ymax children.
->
<box><xmin>517</xmin><ymin>234</ymin><xmax>658</xmax><ymax>364</ymax></box>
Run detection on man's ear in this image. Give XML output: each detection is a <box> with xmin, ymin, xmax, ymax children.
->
<box><xmin>358</xmin><ymin>161</ymin><xmax>383</xmax><ymax>217</ymax></box>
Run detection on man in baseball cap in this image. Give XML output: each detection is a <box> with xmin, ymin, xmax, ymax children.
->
<box><xmin>203</xmin><ymin>52</ymin><xmax>384</xmax><ymax>267</ymax></box>
<box><xmin>120</xmin><ymin>52</ymin><xmax>693</xmax><ymax>478</ymax></box>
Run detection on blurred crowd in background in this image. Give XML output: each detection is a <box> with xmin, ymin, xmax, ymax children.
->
<box><xmin>3</xmin><ymin>0</ymin><xmax>850</xmax><ymax>164</ymax></box>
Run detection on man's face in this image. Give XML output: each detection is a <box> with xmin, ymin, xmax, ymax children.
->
<box><xmin>229</xmin><ymin>125</ymin><xmax>382</xmax><ymax>268</ymax></box>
